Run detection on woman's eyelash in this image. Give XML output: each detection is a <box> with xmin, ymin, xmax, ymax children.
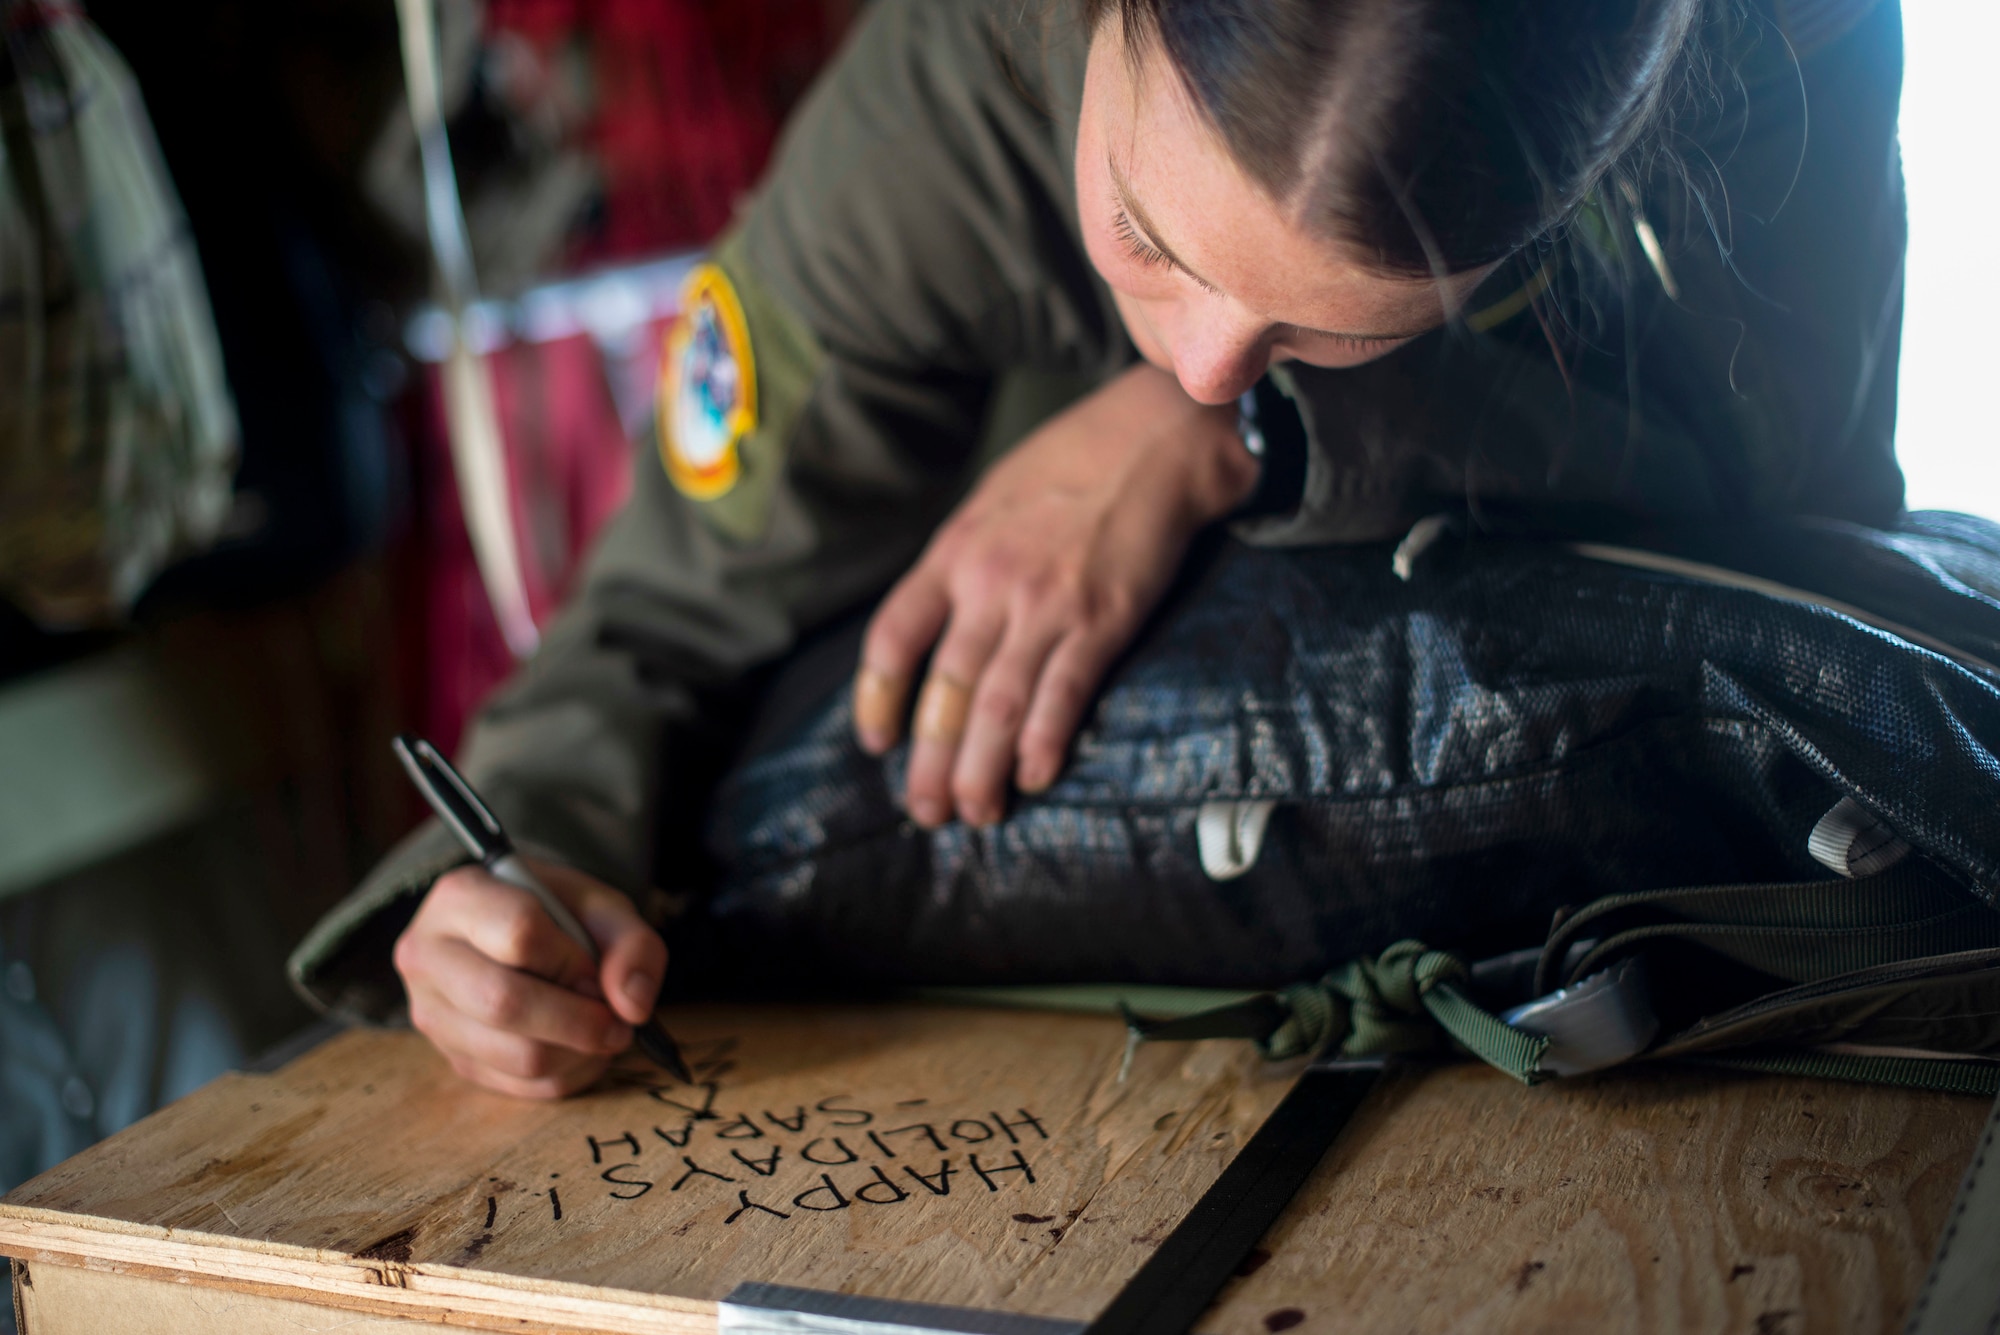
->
<box><xmin>1290</xmin><ymin>327</ymin><xmax>1396</xmax><ymax>349</ymax></box>
<box><xmin>1111</xmin><ymin>204</ymin><xmax>1224</xmax><ymax>294</ymax></box>
<box><xmin>1108</xmin><ymin>201</ymin><xmax>1404</xmax><ymax>348</ymax></box>
<box><xmin>1110</xmin><ymin>204</ymin><xmax>1170</xmax><ymax>268</ymax></box>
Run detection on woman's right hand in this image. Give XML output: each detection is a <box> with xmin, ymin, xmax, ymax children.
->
<box><xmin>853</xmin><ymin>362</ymin><xmax>1257</xmax><ymax>827</ymax></box>
<box><xmin>392</xmin><ymin>858</ymin><xmax>667</xmax><ymax>1099</ymax></box>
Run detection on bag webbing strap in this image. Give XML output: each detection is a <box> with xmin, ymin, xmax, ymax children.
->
<box><xmin>1571</xmin><ymin>909</ymin><xmax>2000</xmax><ymax>992</ymax></box>
<box><xmin>1124</xmin><ymin>941</ymin><xmax>1550</xmax><ymax>1084</ymax></box>
<box><xmin>1688</xmin><ymin>1052</ymin><xmax>2000</xmax><ymax>1097</ymax></box>
<box><xmin>1906</xmin><ymin>1086</ymin><xmax>2000</xmax><ymax>1335</ymax></box>
<box><xmin>1537</xmin><ymin>865</ymin><xmax>2000</xmax><ymax>992</ymax></box>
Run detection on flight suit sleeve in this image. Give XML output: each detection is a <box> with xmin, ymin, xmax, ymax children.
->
<box><xmin>1237</xmin><ymin>0</ymin><xmax>1906</xmax><ymax>546</ymax></box>
<box><xmin>288</xmin><ymin>0</ymin><xmax>1111</xmax><ymax>1023</ymax></box>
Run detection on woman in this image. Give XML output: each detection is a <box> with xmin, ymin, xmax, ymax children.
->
<box><xmin>291</xmin><ymin>0</ymin><xmax>1906</xmax><ymax>1097</ymax></box>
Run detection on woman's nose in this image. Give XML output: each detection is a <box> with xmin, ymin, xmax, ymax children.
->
<box><xmin>1168</xmin><ymin>307</ymin><xmax>1271</xmax><ymax>406</ymax></box>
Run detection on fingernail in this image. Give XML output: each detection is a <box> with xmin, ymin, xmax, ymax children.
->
<box><xmin>622</xmin><ymin>972</ymin><xmax>657</xmax><ymax>1015</ymax></box>
<box><xmin>858</xmin><ymin>726</ymin><xmax>891</xmax><ymax>755</ymax></box>
<box><xmin>910</xmin><ymin>798</ymin><xmax>948</xmax><ymax>828</ymax></box>
<box><xmin>1018</xmin><ymin>763</ymin><xmax>1052</xmax><ymax>794</ymax></box>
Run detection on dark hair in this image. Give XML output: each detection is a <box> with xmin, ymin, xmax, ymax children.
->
<box><xmin>1085</xmin><ymin>0</ymin><xmax>1706</xmax><ymax>276</ymax></box>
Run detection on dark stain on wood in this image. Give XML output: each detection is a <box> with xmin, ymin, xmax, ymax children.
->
<box><xmin>356</xmin><ymin>1227</ymin><xmax>419</xmax><ymax>1264</ymax></box>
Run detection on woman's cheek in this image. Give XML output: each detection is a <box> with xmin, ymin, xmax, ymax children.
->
<box><xmin>1108</xmin><ymin>290</ymin><xmax>1174</xmax><ymax>371</ymax></box>
<box><xmin>1079</xmin><ymin>238</ymin><xmax>1176</xmax><ymax>363</ymax></box>
<box><xmin>1109</xmin><ymin>257</ymin><xmax>1182</xmax><ymax>304</ymax></box>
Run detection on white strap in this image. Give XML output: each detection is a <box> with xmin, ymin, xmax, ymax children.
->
<box><xmin>392</xmin><ymin>0</ymin><xmax>540</xmax><ymax>659</ymax></box>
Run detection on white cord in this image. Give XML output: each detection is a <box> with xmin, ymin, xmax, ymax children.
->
<box><xmin>394</xmin><ymin>0</ymin><xmax>541</xmax><ymax>659</ymax></box>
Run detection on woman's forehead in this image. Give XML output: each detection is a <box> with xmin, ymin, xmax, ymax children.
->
<box><xmin>1087</xmin><ymin>25</ymin><xmax>1489</xmax><ymax>335</ymax></box>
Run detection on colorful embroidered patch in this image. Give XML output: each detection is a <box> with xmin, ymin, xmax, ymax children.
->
<box><xmin>659</xmin><ymin>264</ymin><xmax>757</xmax><ymax>500</ymax></box>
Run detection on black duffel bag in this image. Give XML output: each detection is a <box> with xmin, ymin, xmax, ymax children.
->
<box><xmin>691</xmin><ymin>515</ymin><xmax>2000</xmax><ymax>1022</ymax></box>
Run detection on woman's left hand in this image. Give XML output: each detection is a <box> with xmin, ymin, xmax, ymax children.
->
<box><xmin>853</xmin><ymin>361</ymin><xmax>1258</xmax><ymax>827</ymax></box>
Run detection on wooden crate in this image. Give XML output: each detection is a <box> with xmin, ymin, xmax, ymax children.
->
<box><xmin>1</xmin><ymin>1004</ymin><xmax>1985</xmax><ymax>1333</ymax></box>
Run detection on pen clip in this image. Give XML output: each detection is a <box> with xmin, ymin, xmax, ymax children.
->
<box><xmin>392</xmin><ymin>734</ymin><xmax>511</xmax><ymax>861</ymax></box>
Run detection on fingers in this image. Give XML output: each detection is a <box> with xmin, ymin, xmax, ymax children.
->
<box><xmin>857</xmin><ymin>555</ymin><xmax>1119</xmax><ymax>829</ymax></box>
<box><xmin>852</xmin><ymin>361</ymin><xmax>1229</xmax><ymax>826</ymax></box>
<box><xmin>395</xmin><ymin>863</ymin><xmax>662</xmax><ymax>1101</ymax></box>
<box><xmin>948</xmin><ymin>616</ymin><xmax>1067</xmax><ymax>823</ymax></box>
<box><xmin>856</xmin><ymin>569</ymin><xmax>951</xmax><ymax>754</ymax></box>
<box><xmin>402</xmin><ymin>933</ymin><xmax>632</xmax><ymax>1055</ymax></box>
<box><xmin>914</xmin><ymin>672</ymin><xmax>976</xmax><ymax>743</ymax></box>
<box><xmin>903</xmin><ymin>607</ymin><xmax>1005</xmax><ymax>827</ymax></box>
<box><xmin>1015</xmin><ymin>625</ymin><xmax>1128</xmax><ymax>793</ymax></box>
<box><xmin>853</xmin><ymin>667</ymin><xmax>907</xmax><ymax>755</ymax></box>
<box><xmin>411</xmin><ymin>978</ymin><xmax>617</xmax><ymax>1098</ymax></box>
<box><xmin>543</xmin><ymin>862</ymin><xmax>670</xmax><ymax>1026</ymax></box>
<box><xmin>444</xmin><ymin>874</ymin><xmax>598</xmax><ymax>994</ymax></box>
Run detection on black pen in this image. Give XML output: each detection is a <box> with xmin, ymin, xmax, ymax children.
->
<box><xmin>391</xmin><ymin>734</ymin><xmax>692</xmax><ymax>1084</ymax></box>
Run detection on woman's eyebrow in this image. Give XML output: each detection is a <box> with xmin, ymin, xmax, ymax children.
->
<box><xmin>1108</xmin><ymin>156</ymin><xmax>1431</xmax><ymax>343</ymax></box>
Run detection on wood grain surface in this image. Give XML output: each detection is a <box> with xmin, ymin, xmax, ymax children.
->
<box><xmin>1</xmin><ymin>1006</ymin><xmax>1988</xmax><ymax>1334</ymax></box>
<box><xmin>0</xmin><ymin>1005</ymin><xmax>1295</xmax><ymax>1333</ymax></box>
<box><xmin>15</xmin><ymin>1261</ymin><xmax>434</xmax><ymax>1335</ymax></box>
<box><xmin>1201</xmin><ymin>1063</ymin><xmax>1986</xmax><ymax>1335</ymax></box>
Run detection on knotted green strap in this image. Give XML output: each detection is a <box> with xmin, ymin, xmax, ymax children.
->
<box><xmin>1130</xmin><ymin>940</ymin><xmax>1552</xmax><ymax>1084</ymax></box>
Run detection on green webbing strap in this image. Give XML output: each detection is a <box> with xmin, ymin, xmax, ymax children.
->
<box><xmin>1907</xmin><ymin>1087</ymin><xmax>2000</xmax><ymax>1335</ymax></box>
<box><xmin>1553</xmin><ymin>866</ymin><xmax>1965</xmax><ymax>937</ymax></box>
<box><xmin>927</xmin><ymin>942</ymin><xmax>1553</xmax><ymax>1085</ymax></box>
<box><xmin>1566</xmin><ymin>907</ymin><xmax>2000</xmax><ymax>990</ymax></box>
<box><xmin>1538</xmin><ymin>864</ymin><xmax>2000</xmax><ymax>991</ymax></box>
<box><xmin>1122</xmin><ymin>941</ymin><xmax>1551</xmax><ymax>1085</ymax></box>
<box><xmin>923</xmin><ymin>907</ymin><xmax>1998</xmax><ymax>1096</ymax></box>
<box><xmin>1688</xmin><ymin>1052</ymin><xmax>2000</xmax><ymax>1096</ymax></box>
<box><xmin>909</xmin><ymin>984</ymin><xmax>1266</xmax><ymax>1021</ymax></box>
<box><xmin>1423</xmin><ymin>977</ymin><xmax>1551</xmax><ymax>1083</ymax></box>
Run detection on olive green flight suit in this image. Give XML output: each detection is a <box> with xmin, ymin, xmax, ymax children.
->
<box><xmin>291</xmin><ymin>0</ymin><xmax>1906</xmax><ymax>1022</ymax></box>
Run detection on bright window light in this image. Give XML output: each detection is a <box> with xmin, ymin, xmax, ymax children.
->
<box><xmin>1895</xmin><ymin>3</ymin><xmax>2000</xmax><ymax>516</ymax></box>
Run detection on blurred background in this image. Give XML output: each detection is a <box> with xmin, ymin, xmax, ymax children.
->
<box><xmin>1893</xmin><ymin>1</ymin><xmax>2000</xmax><ymax>513</ymax></box>
<box><xmin>0</xmin><ymin>0</ymin><xmax>1992</xmax><ymax>1295</ymax></box>
<box><xmin>0</xmin><ymin>0</ymin><xmax>857</xmax><ymax>1259</ymax></box>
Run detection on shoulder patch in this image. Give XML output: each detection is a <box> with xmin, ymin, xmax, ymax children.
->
<box><xmin>659</xmin><ymin>263</ymin><xmax>758</xmax><ymax>501</ymax></box>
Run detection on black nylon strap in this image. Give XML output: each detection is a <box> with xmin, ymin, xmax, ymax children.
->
<box><xmin>1082</xmin><ymin>1060</ymin><xmax>1384</xmax><ymax>1335</ymax></box>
